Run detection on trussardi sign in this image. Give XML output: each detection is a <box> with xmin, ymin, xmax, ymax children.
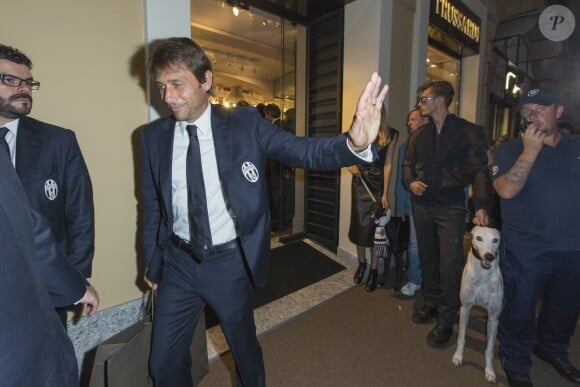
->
<box><xmin>430</xmin><ymin>0</ymin><xmax>481</xmax><ymax>51</ymax></box>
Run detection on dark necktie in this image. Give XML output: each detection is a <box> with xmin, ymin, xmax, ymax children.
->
<box><xmin>186</xmin><ymin>125</ymin><xmax>212</xmax><ymax>258</ymax></box>
<box><xmin>0</xmin><ymin>127</ymin><xmax>10</xmax><ymax>158</ymax></box>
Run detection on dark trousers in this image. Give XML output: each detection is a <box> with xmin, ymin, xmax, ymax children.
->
<box><xmin>412</xmin><ymin>201</ymin><xmax>466</xmax><ymax>327</ymax></box>
<box><xmin>150</xmin><ymin>242</ymin><xmax>265</xmax><ymax>387</ymax></box>
<box><xmin>499</xmin><ymin>249</ymin><xmax>580</xmax><ymax>374</ymax></box>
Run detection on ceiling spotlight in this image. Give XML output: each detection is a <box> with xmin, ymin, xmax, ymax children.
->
<box><xmin>232</xmin><ymin>6</ymin><xmax>239</xmax><ymax>16</ymax></box>
<box><xmin>262</xmin><ymin>19</ymin><xmax>267</xmax><ymax>26</ymax></box>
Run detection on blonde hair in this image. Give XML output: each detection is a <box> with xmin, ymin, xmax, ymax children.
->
<box><xmin>375</xmin><ymin>105</ymin><xmax>391</xmax><ymax>147</ymax></box>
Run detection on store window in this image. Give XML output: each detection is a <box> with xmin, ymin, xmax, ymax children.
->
<box><xmin>190</xmin><ymin>0</ymin><xmax>297</xmax><ymax>114</ymax></box>
<box><xmin>190</xmin><ymin>0</ymin><xmax>304</xmax><ymax>237</ymax></box>
<box><xmin>426</xmin><ymin>45</ymin><xmax>460</xmax><ymax>114</ymax></box>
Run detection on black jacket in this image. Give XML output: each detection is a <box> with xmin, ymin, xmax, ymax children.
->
<box><xmin>403</xmin><ymin>114</ymin><xmax>491</xmax><ymax>211</ymax></box>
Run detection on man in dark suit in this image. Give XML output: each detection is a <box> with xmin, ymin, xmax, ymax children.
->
<box><xmin>0</xmin><ymin>44</ymin><xmax>95</xmax><ymax>325</ymax></box>
<box><xmin>0</xmin><ymin>123</ymin><xmax>99</xmax><ymax>386</ymax></box>
<box><xmin>141</xmin><ymin>37</ymin><xmax>388</xmax><ymax>387</ymax></box>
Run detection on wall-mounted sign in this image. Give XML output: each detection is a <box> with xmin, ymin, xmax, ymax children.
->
<box><xmin>430</xmin><ymin>0</ymin><xmax>481</xmax><ymax>53</ymax></box>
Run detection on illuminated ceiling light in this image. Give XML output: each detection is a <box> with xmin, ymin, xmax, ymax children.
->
<box><xmin>225</xmin><ymin>0</ymin><xmax>248</xmax><ymax>16</ymax></box>
<box><xmin>262</xmin><ymin>19</ymin><xmax>267</xmax><ymax>26</ymax></box>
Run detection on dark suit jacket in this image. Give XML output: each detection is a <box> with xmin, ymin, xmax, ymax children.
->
<box><xmin>16</xmin><ymin>116</ymin><xmax>95</xmax><ymax>277</ymax></box>
<box><xmin>141</xmin><ymin>104</ymin><xmax>368</xmax><ymax>287</ymax></box>
<box><xmin>0</xmin><ymin>144</ymin><xmax>83</xmax><ymax>386</ymax></box>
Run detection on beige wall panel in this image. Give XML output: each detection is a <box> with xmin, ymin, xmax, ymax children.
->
<box><xmin>1</xmin><ymin>0</ymin><xmax>148</xmax><ymax>309</ymax></box>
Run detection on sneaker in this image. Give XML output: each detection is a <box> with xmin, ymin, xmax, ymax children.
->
<box><xmin>400</xmin><ymin>282</ymin><xmax>421</xmax><ymax>297</ymax></box>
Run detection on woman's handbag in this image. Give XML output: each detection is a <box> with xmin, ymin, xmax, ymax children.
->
<box><xmin>384</xmin><ymin>216</ymin><xmax>410</xmax><ymax>291</ymax></box>
<box><xmin>358</xmin><ymin>174</ymin><xmax>382</xmax><ymax>221</ymax></box>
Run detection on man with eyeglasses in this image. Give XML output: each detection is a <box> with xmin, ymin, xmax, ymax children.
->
<box><xmin>0</xmin><ymin>44</ymin><xmax>95</xmax><ymax>326</ymax></box>
<box><xmin>403</xmin><ymin>80</ymin><xmax>491</xmax><ymax>347</ymax></box>
<box><xmin>491</xmin><ymin>87</ymin><xmax>580</xmax><ymax>387</ymax></box>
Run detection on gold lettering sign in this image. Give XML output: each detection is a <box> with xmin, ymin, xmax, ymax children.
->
<box><xmin>434</xmin><ymin>0</ymin><xmax>480</xmax><ymax>43</ymax></box>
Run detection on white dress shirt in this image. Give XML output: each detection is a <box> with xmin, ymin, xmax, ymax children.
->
<box><xmin>171</xmin><ymin>104</ymin><xmax>372</xmax><ymax>244</ymax></box>
<box><xmin>171</xmin><ymin>104</ymin><xmax>237</xmax><ymax>245</ymax></box>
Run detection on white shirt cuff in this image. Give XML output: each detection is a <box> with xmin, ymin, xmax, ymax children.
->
<box><xmin>346</xmin><ymin>139</ymin><xmax>373</xmax><ymax>162</ymax></box>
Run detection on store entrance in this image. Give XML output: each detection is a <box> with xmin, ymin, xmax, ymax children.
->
<box><xmin>191</xmin><ymin>0</ymin><xmax>305</xmax><ymax>238</ymax></box>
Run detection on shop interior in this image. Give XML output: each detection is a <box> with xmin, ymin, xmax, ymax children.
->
<box><xmin>191</xmin><ymin>0</ymin><xmax>473</xmax><ymax>237</ymax></box>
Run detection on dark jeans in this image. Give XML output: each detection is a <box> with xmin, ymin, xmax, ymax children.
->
<box><xmin>412</xmin><ymin>201</ymin><xmax>466</xmax><ymax>327</ymax></box>
<box><xmin>499</xmin><ymin>249</ymin><xmax>580</xmax><ymax>374</ymax></box>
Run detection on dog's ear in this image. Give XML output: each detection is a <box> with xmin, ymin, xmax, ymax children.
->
<box><xmin>471</xmin><ymin>225</ymin><xmax>480</xmax><ymax>236</ymax></box>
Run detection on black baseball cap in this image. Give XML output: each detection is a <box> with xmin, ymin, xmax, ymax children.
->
<box><xmin>518</xmin><ymin>87</ymin><xmax>561</xmax><ymax>109</ymax></box>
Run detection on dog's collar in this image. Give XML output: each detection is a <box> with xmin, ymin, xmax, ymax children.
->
<box><xmin>471</xmin><ymin>245</ymin><xmax>482</xmax><ymax>260</ymax></box>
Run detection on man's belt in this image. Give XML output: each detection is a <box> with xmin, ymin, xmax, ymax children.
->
<box><xmin>170</xmin><ymin>233</ymin><xmax>238</xmax><ymax>260</ymax></box>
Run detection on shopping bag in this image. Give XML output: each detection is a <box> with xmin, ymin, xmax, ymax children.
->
<box><xmin>89</xmin><ymin>311</ymin><xmax>208</xmax><ymax>387</ymax></box>
<box><xmin>385</xmin><ymin>216</ymin><xmax>410</xmax><ymax>256</ymax></box>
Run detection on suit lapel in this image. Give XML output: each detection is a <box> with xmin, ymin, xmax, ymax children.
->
<box><xmin>210</xmin><ymin>105</ymin><xmax>232</xmax><ymax>190</ymax></box>
<box><xmin>15</xmin><ymin>118</ymin><xmax>43</xmax><ymax>177</ymax></box>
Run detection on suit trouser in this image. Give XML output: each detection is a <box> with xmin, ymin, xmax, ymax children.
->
<box><xmin>499</xmin><ymin>249</ymin><xmax>580</xmax><ymax>374</ymax></box>
<box><xmin>412</xmin><ymin>201</ymin><xmax>466</xmax><ymax>327</ymax></box>
<box><xmin>150</xmin><ymin>242</ymin><xmax>265</xmax><ymax>387</ymax></box>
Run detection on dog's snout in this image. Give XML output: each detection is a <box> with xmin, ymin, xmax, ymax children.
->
<box><xmin>484</xmin><ymin>253</ymin><xmax>496</xmax><ymax>261</ymax></box>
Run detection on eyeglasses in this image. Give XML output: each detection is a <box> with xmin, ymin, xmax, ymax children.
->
<box><xmin>520</xmin><ymin>105</ymin><xmax>551</xmax><ymax>119</ymax></box>
<box><xmin>417</xmin><ymin>95</ymin><xmax>438</xmax><ymax>104</ymax></box>
<box><xmin>0</xmin><ymin>73</ymin><xmax>40</xmax><ymax>90</ymax></box>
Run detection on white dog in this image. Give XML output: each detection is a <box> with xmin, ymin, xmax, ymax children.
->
<box><xmin>452</xmin><ymin>226</ymin><xmax>502</xmax><ymax>383</ymax></box>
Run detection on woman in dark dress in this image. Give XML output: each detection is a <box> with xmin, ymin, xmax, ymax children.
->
<box><xmin>348</xmin><ymin>106</ymin><xmax>398</xmax><ymax>291</ymax></box>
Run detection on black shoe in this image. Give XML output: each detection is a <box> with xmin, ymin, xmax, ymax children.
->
<box><xmin>353</xmin><ymin>261</ymin><xmax>367</xmax><ymax>284</ymax></box>
<box><xmin>533</xmin><ymin>346</ymin><xmax>580</xmax><ymax>384</ymax></box>
<box><xmin>365</xmin><ymin>269</ymin><xmax>378</xmax><ymax>292</ymax></box>
<box><xmin>412</xmin><ymin>306</ymin><xmax>438</xmax><ymax>324</ymax></box>
<box><xmin>505</xmin><ymin>370</ymin><xmax>533</xmax><ymax>387</ymax></box>
<box><xmin>427</xmin><ymin>324</ymin><xmax>453</xmax><ymax>347</ymax></box>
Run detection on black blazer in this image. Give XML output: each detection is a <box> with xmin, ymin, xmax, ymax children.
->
<box><xmin>0</xmin><ymin>146</ymin><xmax>82</xmax><ymax>386</ymax></box>
<box><xmin>141</xmin><ymin>105</ymin><xmax>367</xmax><ymax>287</ymax></box>
<box><xmin>16</xmin><ymin>116</ymin><xmax>95</xmax><ymax>277</ymax></box>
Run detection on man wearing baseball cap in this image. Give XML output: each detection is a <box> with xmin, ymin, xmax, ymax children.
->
<box><xmin>491</xmin><ymin>87</ymin><xmax>580</xmax><ymax>386</ymax></box>
<box><xmin>516</xmin><ymin>87</ymin><xmax>561</xmax><ymax>110</ymax></box>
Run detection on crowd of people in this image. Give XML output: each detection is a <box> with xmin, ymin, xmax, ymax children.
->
<box><xmin>349</xmin><ymin>79</ymin><xmax>579</xmax><ymax>387</ymax></box>
<box><xmin>2</xmin><ymin>38</ymin><xmax>578</xmax><ymax>387</ymax></box>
